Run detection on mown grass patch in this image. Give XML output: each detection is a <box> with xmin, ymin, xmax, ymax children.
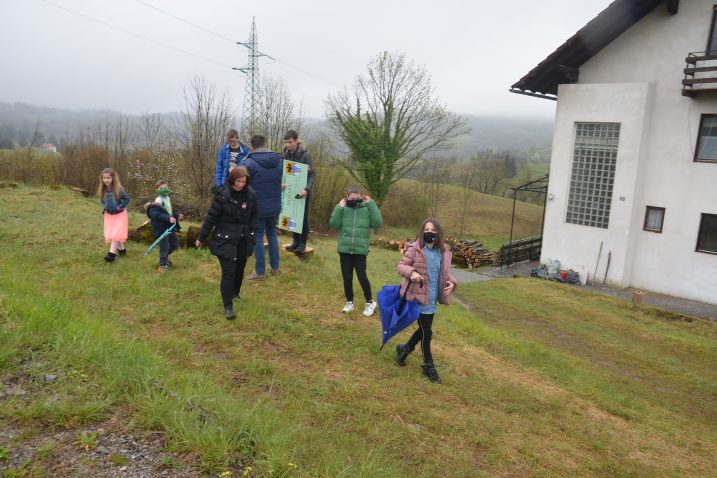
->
<box><xmin>1</xmin><ymin>184</ymin><xmax>716</xmax><ymax>477</ymax></box>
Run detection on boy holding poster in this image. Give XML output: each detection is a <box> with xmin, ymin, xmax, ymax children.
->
<box><xmin>282</xmin><ymin>130</ymin><xmax>315</xmax><ymax>253</ymax></box>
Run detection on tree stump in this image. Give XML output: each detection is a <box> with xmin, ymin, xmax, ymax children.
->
<box><xmin>128</xmin><ymin>220</ymin><xmax>154</xmax><ymax>244</ymax></box>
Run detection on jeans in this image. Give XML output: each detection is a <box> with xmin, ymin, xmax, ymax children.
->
<box><xmin>158</xmin><ymin>232</ymin><xmax>180</xmax><ymax>266</ymax></box>
<box><xmin>217</xmin><ymin>236</ymin><xmax>249</xmax><ymax>307</ymax></box>
<box><xmin>254</xmin><ymin>216</ymin><xmax>280</xmax><ymax>275</ymax></box>
<box><xmin>405</xmin><ymin>313</ymin><xmax>435</xmax><ymax>363</ymax></box>
<box><xmin>339</xmin><ymin>253</ymin><xmax>372</xmax><ymax>302</ymax></box>
<box><xmin>292</xmin><ymin>197</ymin><xmax>310</xmax><ymax>245</ymax></box>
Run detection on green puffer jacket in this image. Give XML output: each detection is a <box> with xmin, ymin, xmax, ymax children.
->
<box><xmin>329</xmin><ymin>200</ymin><xmax>383</xmax><ymax>255</ymax></box>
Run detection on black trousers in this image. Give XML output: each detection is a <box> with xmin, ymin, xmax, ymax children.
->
<box><xmin>339</xmin><ymin>252</ymin><xmax>372</xmax><ymax>302</ymax></box>
<box><xmin>292</xmin><ymin>197</ymin><xmax>310</xmax><ymax>244</ymax></box>
<box><xmin>216</xmin><ymin>237</ymin><xmax>249</xmax><ymax>307</ymax></box>
<box><xmin>405</xmin><ymin>313</ymin><xmax>435</xmax><ymax>363</ymax></box>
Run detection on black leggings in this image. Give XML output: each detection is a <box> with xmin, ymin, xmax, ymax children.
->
<box><xmin>217</xmin><ymin>237</ymin><xmax>249</xmax><ymax>307</ymax></box>
<box><xmin>292</xmin><ymin>197</ymin><xmax>310</xmax><ymax>244</ymax></box>
<box><xmin>339</xmin><ymin>252</ymin><xmax>372</xmax><ymax>302</ymax></box>
<box><xmin>405</xmin><ymin>313</ymin><xmax>435</xmax><ymax>363</ymax></box>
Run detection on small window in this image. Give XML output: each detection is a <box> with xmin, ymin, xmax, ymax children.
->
<box><xmin>644</xmin><ymin>206</ymin><xmax>665</xmax><ymax>233</ymax></box>
<box><xmin>695</xmin><ymin>114</ymin><xmax>717</xmax><ymax>162</ymax></box>
<box><xmin>696</xmin><ymin>213</ymin><xmax>717</xmax><ymax>254</ymax></box>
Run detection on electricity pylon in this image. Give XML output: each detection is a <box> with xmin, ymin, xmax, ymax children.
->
<box><xmin>233</xmin><ymin>17</ymin><xmax>274</xmax><ymax>139</ymax></box>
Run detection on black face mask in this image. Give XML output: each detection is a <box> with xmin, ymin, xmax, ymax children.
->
<box><xmin>423</xmin><ymin>232</ymin><xmax>436</xmax><ymax>243</ymax></box>
<box><xmin>346</xmin><ymin>199</ymin><xmax>363</xmax><ymax>208</ymax></box>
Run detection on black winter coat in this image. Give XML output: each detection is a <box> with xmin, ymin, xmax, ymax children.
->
<box><xmin>198</xmin><ymin>185</ymin><xmax>258</xmax><ymax>260</ymax></box>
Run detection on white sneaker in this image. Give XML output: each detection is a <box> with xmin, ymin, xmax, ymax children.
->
<box><xmin>342</xmin><ymin>301</ymin><xmax>354</xmax><ymax>313</ymax></box>
<box><xmin>363</xmin><ymin>300</ymin><xmax>377</xmax><ymax>317</ymax></box>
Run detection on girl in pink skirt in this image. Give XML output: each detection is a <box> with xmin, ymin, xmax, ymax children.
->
<box><xmin>97</xmin><ymin>168</ymin><xmax>130</xmax><ymax>262</ymax></box>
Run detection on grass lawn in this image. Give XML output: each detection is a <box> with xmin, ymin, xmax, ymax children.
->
<box><xmin>380</xmin><ymin>179</ymin><xmax>545</xmax><ymax>251</ymax></box>
<box><xmin>1</xmin><ymin>185</ymin><xmax>716</xmax><ymax>477</ymax></box>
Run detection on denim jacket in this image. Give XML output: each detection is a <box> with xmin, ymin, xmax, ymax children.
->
<box><xmin>102</xmin><ymin>188</ymin><xmax>130</xmax><ymax>215</ymax></box>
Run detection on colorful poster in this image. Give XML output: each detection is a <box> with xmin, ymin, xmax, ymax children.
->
<box><xmin>278</xmin><ymin>159</ymin><xmax>308</xmax><ymax>234</ymax></box>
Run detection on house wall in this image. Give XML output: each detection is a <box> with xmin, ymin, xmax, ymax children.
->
<box><xmin>544</xmin><ymin>0</ymin><xmax>717</xmax><ymax>304</ymax></box>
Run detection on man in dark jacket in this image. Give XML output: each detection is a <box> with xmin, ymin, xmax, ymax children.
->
<box><xmin>282</xmin><ymin>129</ymin><xmax>315</xmax><ymax>254</ymax></box>
<box><xmin>242</xmin><ymin>134</ymin><xmax>283</xmax><ymax>280</ymax></box>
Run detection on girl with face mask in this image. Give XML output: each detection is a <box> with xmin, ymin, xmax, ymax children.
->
<box><xmin>395</xmin><ymin>218</ymin><xmax>457</xmax><ymax>383</ymax></box>
<box><xmin>328</xmin><ymin>185</ymin><xmax>383</xmax><ymax>316</ymax></box>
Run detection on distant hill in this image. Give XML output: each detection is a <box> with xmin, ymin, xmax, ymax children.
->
<box><xmin>300</xmin><ymin>114</ymin><xmax>554</xmax><ymax>162</ymax></box>
<box><xmin>0</xmin><ymin>102</ymin><xmax>554</xmax><ymax>159</ymax></box>
<box><xmin>0</xmin><ymin>102</ymin><xmax>180</xmax><ymax>148</ymax></box>
<box><xmin>451</xmin><ymin>114</ymin><xmax>553</xmax><ymax>159</ymax></box>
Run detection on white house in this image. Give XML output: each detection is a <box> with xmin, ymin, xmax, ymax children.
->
<box><xmin>511</xmin><ymin>0</ymin><xmax>717</xmax><ymax>305</ymax></box>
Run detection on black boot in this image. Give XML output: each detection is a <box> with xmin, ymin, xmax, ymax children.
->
<box><xmin>286</xmin><ymin>239</ymin><xmax>300</xmax><ymax>251</ymax></box>
<box><xmin>293</xmin><ymin>242</ymin><xmax>306</xmax><ymax>254</ymax></box>
<box><xmin>117</xmin><ymin>248</ymin><xmax>126</xmax><ymax>257</ymax></box>
<box><xmin>395</xmin><ymin>343</ymin><xmax>412</xmax><ymax>366</ymax></box>
<box><xmin>104</xmin><ymin>252</ymin><xmax>116</xmax><ymax>262</ymax></box>
<box><xmin>422</xmin><ymin>361</ymin><xmax>441</xmax><ymax>383</ymax></box>
<box><xmin>224</xmin><ymin>306</ymin><xmax>237</xmax><ymax>320</ymax></box>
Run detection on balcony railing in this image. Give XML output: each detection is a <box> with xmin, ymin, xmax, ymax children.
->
<box><xmin>683</xmin><ymin>51</ymin><xmax>717</xmax><ymax>97</ymax></box>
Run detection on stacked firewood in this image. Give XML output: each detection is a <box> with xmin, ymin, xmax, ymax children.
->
<box><xmin>371</xmin><ymin>237</ymin><xmax>409</xmax><ymax>254</ymax></box>
<box><xmin>371</xmin><ymin>235</ymin><xmax>495</xmax><ymax>268</ymax></box>
<box><xmin>446</xmin><ymin>236</ymin><xmax>496</xmax><ymax>268</ymax></box>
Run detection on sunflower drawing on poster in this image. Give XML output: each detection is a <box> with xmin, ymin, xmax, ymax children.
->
<box><xmin>278</xmin><ymin>159</ymin><xmax>308</xmax><ymax>234</ymax></box>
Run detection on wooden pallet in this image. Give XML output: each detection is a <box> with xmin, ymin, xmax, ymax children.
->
<box><xmin>281</xmin><ymin>243</ymin><xmax>314</xmax><ymax>257</ymax></box>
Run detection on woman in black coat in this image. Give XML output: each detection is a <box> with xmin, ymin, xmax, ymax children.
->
<box><xmin>196</xmin><ymin>166</ymin><xmax>258</xmax><ymax>319</ymax></box>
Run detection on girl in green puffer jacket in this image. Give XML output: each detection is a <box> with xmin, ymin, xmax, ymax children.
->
<box><xmin>329</xmin><ymin>185</ymin><xmax>383</xmax><ymax>316</ymax></box>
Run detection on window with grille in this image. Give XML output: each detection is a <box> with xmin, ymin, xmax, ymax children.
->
<box><xmin>696</xmin><ymin>213</ymin><xmax>717</xmax><ymax>254</ymax></box>
<box><xmin>695</xmin><ymin>114</ymin><xmax>717</xmax><ymax>162</ymax></box>
<box><xmin>643</xmin><ymin>206</ymin><xmax>665</xmax><ymax>233</ymax></box>
<box><xmin>565</xmin><ymin>122</ymin><xmax>620</xmax><ymax>229</ymax></box>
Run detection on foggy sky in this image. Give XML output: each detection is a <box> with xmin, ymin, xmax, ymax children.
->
<box><xmin>0</xmin><ymin>0</ymin><xmax>610</xmax><ymax>120</ymax></box>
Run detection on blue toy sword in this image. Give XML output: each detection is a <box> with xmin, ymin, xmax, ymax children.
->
<box><xmin>144</xmin><ymin>223</ymin><xmax>177</xmax><ymax>256</ymax></box>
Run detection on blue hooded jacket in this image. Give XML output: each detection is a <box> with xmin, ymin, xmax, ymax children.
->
<box><xmin>241</xmin><ymin>148</ymin><xmax>283</xmax><ymax>219</ymax></box>
<box><xmin>215</xmin><ymin>142</ymin><xmax>249</xmax><ymax>187</ymax></box>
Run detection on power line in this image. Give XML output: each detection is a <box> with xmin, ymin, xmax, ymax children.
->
<box><xmin>271</xmin><ymin>59</ymin><xmax>343</xmax><ymax>88</ymax></box>
<box><xmin>39</xmin><ymin>0</ymin><xmax>232</xmax><ymax>70</ymax></box>
<box><xmin>133</xmin><ymin>0</ymin><xmax>343</xmax><ymax>88</ymax></box>
<box><xmin>133</xmin><ymin>0</ymin><xmax>236</xmax><ymax>44</ymax></box>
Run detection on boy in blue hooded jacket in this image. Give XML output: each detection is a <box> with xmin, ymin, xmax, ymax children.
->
<box><xmin>215</xmin><ymin>129</ymin><xmax>249</xmax><ymax>190</ymax></box>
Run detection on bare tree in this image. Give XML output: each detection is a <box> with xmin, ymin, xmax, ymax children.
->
<box><xmin>421</xmin><ymin>157</ymin><xmax>449</xmax><ymax>218</ymax></box>
<box><xmin>456</xmin><ymin>161</ymin><xmax>478</xmax><ymax>237</ymax></box>
<box><xmin>110</xmin><ymin>114</ymin><xmax>133</xmax><ymax>178</ymax></box>
<box><xmin>179</xmin><ymin>75</ymin><xmax>234</xmax><ymax>203</ymax></box>
<box><xmin>474</xmin><ymin>151</ymin><xmax>508</xmax><ymax>195</ymax></box>
<box><xmin>327</xmin><ymin>51</ymin><xmax>469</xmax><ymax>205</ymax></box>
<box><xmin>253</xmin><ymin>75</ymin><xmax>303</xmax><ymax>151</ymax></box>
<box><xmin>21</xmin><ymin>121</ymin><xmax>41</xmax><ymax>183</ymax></box>
<box><xmin>138</xmin><ymin>112</ymin><xmax>164</xmax><ymax>151</ymax></box>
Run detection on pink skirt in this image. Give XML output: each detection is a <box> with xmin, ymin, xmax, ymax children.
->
<box><xmin>104</xmin><ymin>210</ymin><xmax>128</xmax><ymax>243</ymax></box>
